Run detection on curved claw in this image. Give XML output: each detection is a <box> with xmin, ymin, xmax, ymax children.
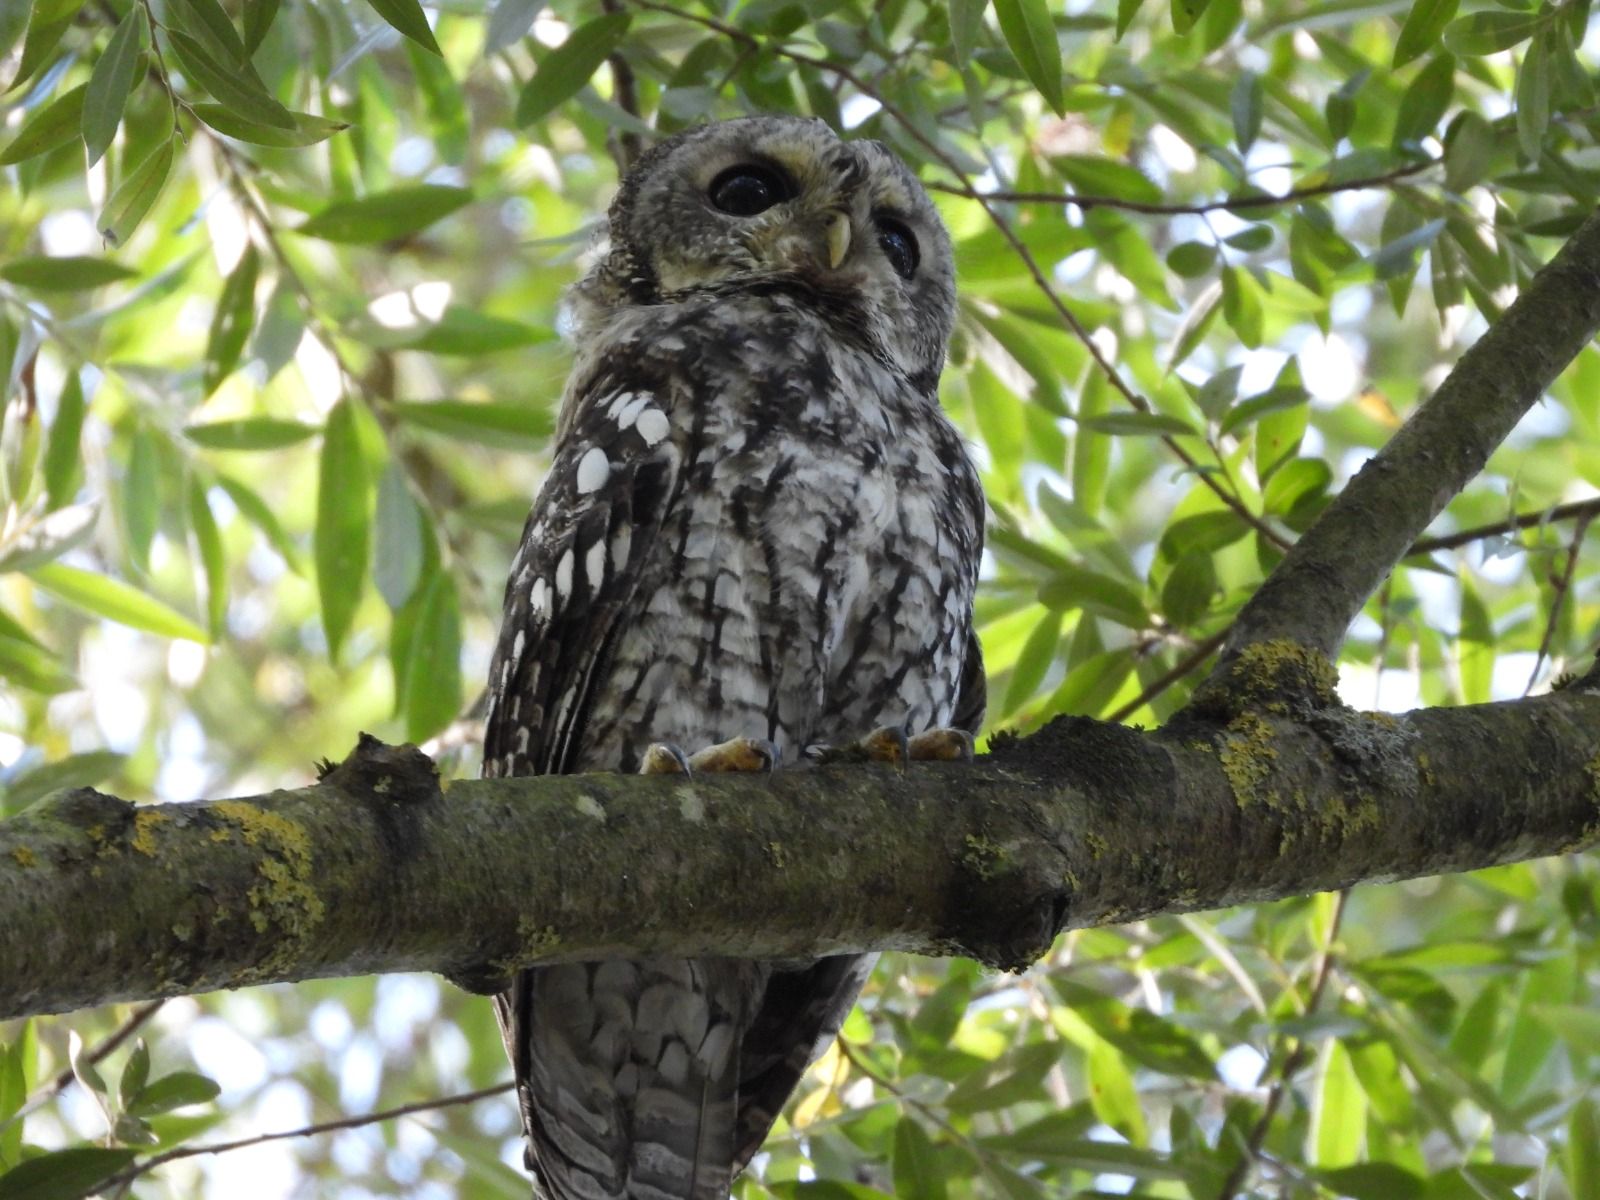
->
<box><xmin>908</xmin><ymin>728</ymin><xmax>975</xmax><ymax>763</ymax></box>
<box><xmin>689</xmin><ymin>736</ymin><xmax>780</xmax><ymax>774</ymax></box>
<box><xmin>639</xmin><ymin>743</ymin><xmax>692</xmax><ymax>775</ymax></box>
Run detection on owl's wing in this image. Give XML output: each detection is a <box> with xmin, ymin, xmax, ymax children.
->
<box><xmin>482</xmin><ymin>379</ymin><xmax>682</xmax><ymax>780</ymax></box>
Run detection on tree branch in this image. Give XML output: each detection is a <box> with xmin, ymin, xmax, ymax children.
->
<box><xmin>3</xmin><ymin>676</ymin><xmax>1597</xmax><ymax>1019</ymax></box>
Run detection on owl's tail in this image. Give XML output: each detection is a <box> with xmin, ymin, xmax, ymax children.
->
<box><xmin>505</xmin><ymin>958</ymin><xmax>763</xmax><ymax>1200</ymax></box>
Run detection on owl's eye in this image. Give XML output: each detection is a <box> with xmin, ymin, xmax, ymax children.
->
<box><xmin>875</xmin><ymin>217</ymin><xmax>919</xmax><ymax>279</ymax></box>
<box><xmin>708</xmin><ymin>164</ymin><xmax>793</xmax><ymax>216</ymax></box>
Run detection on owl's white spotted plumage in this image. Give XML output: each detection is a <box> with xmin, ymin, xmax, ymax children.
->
<box><xmin>482</xmin><ymin>116</ymin><xmax>985</xmax><ymax>1198</ymax></box>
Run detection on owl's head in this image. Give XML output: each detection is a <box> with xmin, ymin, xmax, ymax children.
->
<box><xmin>573</xmin><ymin>116</ymin><xmax>956</xmax><ymax>390</ymax></box>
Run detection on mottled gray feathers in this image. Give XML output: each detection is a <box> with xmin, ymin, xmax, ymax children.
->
<box><xmin>482</xmin><ymin>115</ymin><xmax>984</xmax><ymax>1199</ymax></box>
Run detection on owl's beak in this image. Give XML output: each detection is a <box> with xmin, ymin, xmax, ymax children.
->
<box><xmin>824</xmin><ymin>210</ymin><xmax>851</xmax><ymax>269</ymax></box>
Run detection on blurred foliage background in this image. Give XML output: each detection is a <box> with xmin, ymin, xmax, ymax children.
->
<box><xmin>1</xmin><ymin>0</ymin><xmax>1599</xmax><ymax>1195</ymax></box>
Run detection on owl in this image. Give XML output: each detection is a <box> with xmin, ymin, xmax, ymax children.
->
<box><xmin>482</xmin><ymin>115</ymin><xmax>986</xmax><ymax>1199</ymax></box>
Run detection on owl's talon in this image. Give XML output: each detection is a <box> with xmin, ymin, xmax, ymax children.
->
<box><xmin>639</xmin><ymin>743</ymin><xmax>692</xmax><ymax>775</ymax></box>
<box><xmin>805</xmin><ymin>724</ymin><xmax>909</xmax><ymax>767</ymax></box>
<box><xmin>908</xmin><ymin>728</ymin><xmax>974</xmax><ymax>763</ymax></box>
<box><xmin>689</xmin><ymin>736</ymin><xmax>780</xmax><ymax>773</ymax></box>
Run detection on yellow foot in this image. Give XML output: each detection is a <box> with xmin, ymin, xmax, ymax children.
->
<box><xmin>639</xmin><ymin>736</ymin><xmax>779</xmax><ymax>775</ymax></box>
<box><xmin>806</xmin><ymin>725</ymin><xmax>973</xmax><ymax>767</ymax></box>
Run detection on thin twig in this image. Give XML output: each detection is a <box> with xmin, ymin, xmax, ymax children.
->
<box><xmin>924</xmin><ymin>158</ymin><xmax>1437</xmax><ymax>216</ymax></box>
<box><xmin>1107</xmin><ymin>627</ymin><xmax>1230</xmax><ymax>724</ymax></box>
<box><xmin>101</xmin><ymin>1082</ymin><xmax>514</xmax><ymax>1192</ymax></box>
<box><xmin>1215</xmin><ymin>890</ymin><xmax>1348</xmax><ymax>1200</ymax></box>
<box><xmin>1525</xmin><ymin>513</ymin><xmax>1593</xmax><ymax>694</ymax></box>
<box><xmin>600</xmin><ymin>0</ymin><xmax>643</xmax><ymax>171</ymax></box>
<box><xmin>1407</xmin><ymin>496</ymin><xmax>1600</xmax><ymax>555</ymax></box>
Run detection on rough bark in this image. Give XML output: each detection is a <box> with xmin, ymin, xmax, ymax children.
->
<box><xmin>2</xmin><ymin>667</ymin><xmax>1598</xmax><ymax>1019</ymax></box>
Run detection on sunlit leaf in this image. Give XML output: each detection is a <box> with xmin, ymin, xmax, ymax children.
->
<box><xmin>515</xmin><ymin>13</ymin><xmax>630</xmax><ymax>127</ymax></box>
<box><xmin>362</xmin><ymin>0</ymin><xmax>441</xmax><ymax>55</ymax></box>
<box><xmin>994</xmin><ymin>0</ymin><xmax>1064</xmax><ymax>115</ymax></box>
<box><xmin>82</xmin><ymin>4</ymin><xmax>146</xmax><ymax>167</ymax></box>
<box><xmin>191</xmin><ymin>102</ymin><xmax>351</xmax><ymax>147</ymax></box>
<box><xmin>0</xmin><ymin>82</ymin><xmax>86</xmax><ymax>165</ymax></box>
<box><xmin>28</xmin><ymin>563</ymin><xmax>208</xmax><ymax>643</ymax></box>
<box><xmin>294</xmin><ymin>185</ymin><xmax>473</xmax><ymax>243</ymax></box>
<box><xmin>315</xmin><ymin>399</ymin><xmax>372</xmax><ymax>663</ymax></box>
<box><xmin>125</xmin><ymin>1071</ymin><xmax>220</xmax><ymax>1116</ymax></box>
<box><xmin>0</xmin><ymin>256</ymin><xmax>137</xmax><ymax>291</ymax></box>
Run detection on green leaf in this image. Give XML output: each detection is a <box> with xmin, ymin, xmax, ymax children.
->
<box><xmin>1166</xmin><ymin>241</ymin><xmax>1217</xmax><ymax>278</ymax></box>
<box><xmin>1001</xmin><ymin>608</ymin><xmax>1061</xmax><ymax>715</ymax></box>
<box><xmin>315</xmin><ymin>398</ymin><xmax>371</xmax><ymax>663</ymax></box>
<box><xmin>164</xmin><ymin>28</ymin><xmax>295</xmax><ymax>130</ymax></box>
<box><xmin>1161</xmin><ymin>550</ymin><xmax>1215</xmax><ymax>627</ymax></box>
<box><xmin>1394</xmin><ymin>0</ymin><xmax>1458</xmax><ymax>66</ymax></box>
<box><xmin>1231</xmin><ymin>70</ymin><xmax>1262</xmax><ymax>153</ymax></box>
<box><xmin>485</xmin><ymin>0</ymin><xmax>543</xmax><ymax>54</ymax></box>
<box><xmin>0</xmin><ymin>257</ymin><xmax>137</xmax><ymax>291</ymax></box>
<box><xmin>1308</xmin><ymin>1039</ymin><xmax>1364</xmax><ymax>1166</ymax></box>
<box><xmin>294</xmin><ymin>184</ymin><xmax>473</xmax><ymax>243</ymax></box>
<box><xmin>1087</xmin><ymin>1036</ymin><xmax>1146</xmax><ymax>1143</ymax></box>
<box><xmin>399</xmin><ymin>571</ymin><xmax>462</xmax><ymax>742</ymax></box>
<box><xmin>1052</xmin><ymin>155</ymin><xmax>1162</xmax><ymax>204</ymax></box>
<box><xmin>98</xmin><ymin>136</ymin><xmax>175</xmax><ymax>247</ymax></box>
<box><xmin>0</xmin><ymin>1146</ymin><xmax>136</xmax><ymax>1200</ymax></box>
<box><xmin>1456</xmin><ymin>574</ymin><xmax>1492</xmax><ymax>704</ymax></box>
<box><xmin>892</xmin><ymin>1118</ymin><xmax>947</xmax><ymax>1200</ymax></box>
<box><xmin>1393</xmin><ymin>54</ymin><xmax>1455</xmax><ymax>148</ymax></box>
<box><xmin>1117</xmin><ymin>0</ymin><xmax>1146</xmax><ymax>38</ymax></box>
<box><xmin>1077</xmin><ymin>411</ymin><xmax>1199</xmax><ymax>437</ymax></box>
<box><xmin>383</xmin><ymin>307</ymin><xmax>555</xmax><ymax>355</ymax></box>
<box><xmin>7</xmin><ymin>0</ymin><xmax>87</xmax><ymax>95</ymax></box>
<box><xmin>1368</xmin><ymin>218</ymin><xmax>1444</xmax><ymax>279</ymax></box>
<box><xmin>187</xmin><ymin>477</ymin><xmax>227</xmax><ymax>637</ymax></box>
<box><xmin>203</xmin><ymin>245</ymin><xmax>260</xmax><ymax>395</ymax></box>
<box><xmin>363</xmin><ymin>0</ymin><xmax>440</xmax><ymax>55</ymax></box>
<box><xmin>191</xmin><ymin>102</ymin><xmax>350</xmax><ymax>147</ymax></box>
<box><xmin>168</xmin><ymin>0</ymin><xmax>248</xmax><ymax>65</ymax></box>
<box><xmin>515</xmin><ymin>12</ymin><xmax>629</xmax><ymax>127</ymax></box>
<box><xmin>185</xmin><ymin>417</ymin><xmax>315</xmax><ymax>451</ymax></box>
<box><xmin>82</xmin><ymin>5</ymin><xmax>146</xmax><ymax>167</ymax></box>
<box><xmin>388</xmin><ymin>399</ymin><xmax>554</xmax><ymax>448</ymax></box>
<box><xmin>67</xmin><ymin>1032</ymin><xmax>106</xmax><ymax>1098</ymax></box>
<box><xmin>1219</xmin><ymin>385</ymin><xmax>1308</xmax><ymax>437</ymax></box>
<box><xmin>1220</xmin><ymin>265</ymin><xmax>1264</xmax><ymax>347</ymax></box>
<box><xmin>0</xmin><ymin>1021</ymin><xmax>33</xmax><ymax>1164</ymax></box>
<box><xmin>120</xmin><ymin>428</ymin><xmax>159</xmax><ymax>573</ymax></box>
<box><xmin>0</xmin><ymin>82</ymin><xmax>86</xmax><ymax>165</ymax></box>
<box><xmin>43</xmin><ymin>371</ymin><xmax>86</xmax><ymax>510</ymax></box>
<box><xmin>1443</xmin><ymin>9</ymin><xmax>1547</xmax><ymax>55</ymax></box>
<box><xmin>125</xmin><ymin>1071</ymin><xmax>220</xmax><ymax>1116</ymax></box>
<box><xmin>28</xmin><ymin>564</ymin><xmax>208</xmax><ymax>643</ymax></box>
<box><xmin>1038</xmin><ymin>568</ymin><xmax>1147</xmax><ymax>626</ymax></box>
<box><xmin>1315</xmin><ymin>1164</ymin><xmax>1425</xmax><ymax>1200</ymax></box>
<box><xmin>1569</xmin><ymin>1098</ymin><xmax>1600</xmax><ymax>1200</ymax></box>
<box><xmin>1516</xmin><ymin>32</ymin><xmax>1550</xmax><ymax>161</ymax></box>
<box><xmin>950</xmin><ymin>0</ymin><xmax>985</xmax><ymax>59</ymax></box>
<box><xmin>373</xmin><ymin>464</ymin><xmax>424</xmax><ymax>610</ymax></box>
<box><xmin>117</xmin><ymin>1041</ymin><xmax>149</xmax><ymax>1111</ymax></box>
<box><xmin>994</xmin><ymin>0</ymin><xmax>1063</xmax><ymax>114</ymax></box>
<box><xmin>215</xmin><ymin>475</ymin><xmax>302</xmax><ymax>572</ymax></box>
<box><xmin>243</xmin><ymin>0</ymin><xmax>281</xmax><ymax>54</ymax></box>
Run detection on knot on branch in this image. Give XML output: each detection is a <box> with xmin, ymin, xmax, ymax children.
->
<box><xmin>1187</xmin><ymin>640</ymin><xmax>1342</xmax><ymax>724</ymax></box>
<box><xmin>318</xmin><ymin>733</ymin><xmax>441</xmax><ymax>806</ymax></box>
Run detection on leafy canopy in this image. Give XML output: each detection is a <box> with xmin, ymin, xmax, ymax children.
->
<box><xmin>0</xmin><ymin>0</ymin><xmax>1598</xmax><ymax>1196</ymax></box>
